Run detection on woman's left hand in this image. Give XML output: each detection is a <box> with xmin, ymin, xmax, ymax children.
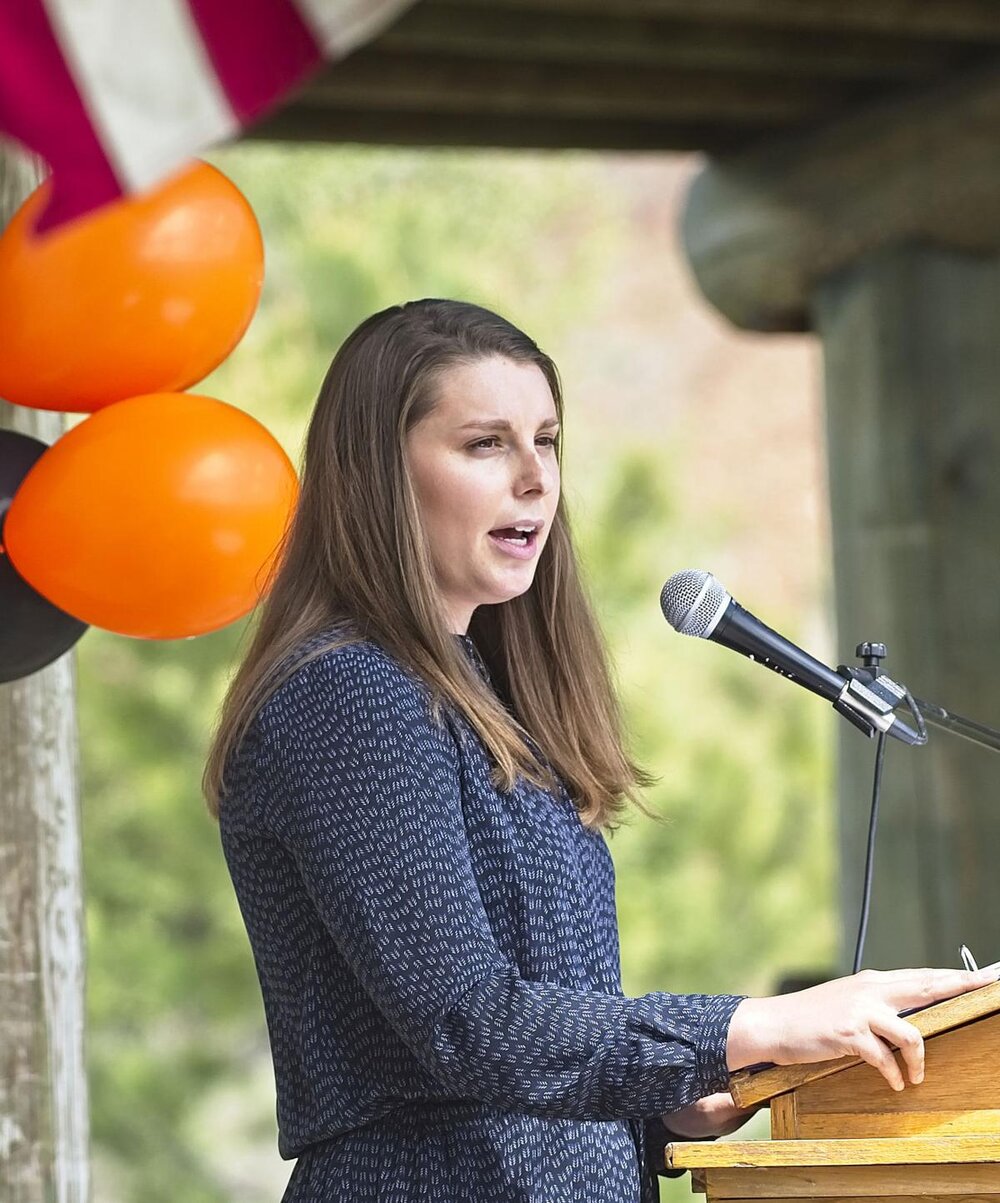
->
<box><xmin>660</xmin><ymin>1092</ymin><xmax>760</xmax><ymax>1139</ymax></box>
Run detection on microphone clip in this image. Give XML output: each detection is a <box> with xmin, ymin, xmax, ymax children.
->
<box><xmin>833</xmin><ymin>641</ymin><xmax>928</xmax><ymax>747</ymax></box>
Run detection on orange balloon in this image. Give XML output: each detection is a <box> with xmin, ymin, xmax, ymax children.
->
<box><xmin>4</xmin><ymin>393</ymin><xmax>298</xmax><ymax>639</ymax></box>
<box><xmin>0</xmin><ymin>161</ymin><xmax>264</xmax><ymax>413</ymax></box>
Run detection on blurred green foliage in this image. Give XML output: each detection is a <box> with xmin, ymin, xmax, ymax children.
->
<box><xmin>79</xmin><ymin>144</ymin><xmax>834</xmax><ymax>1202</ymax></box>
<box><xmin>581</xmin><ymin>451</ymin><xmax>835</xmax><ymax>1002</ymax></box>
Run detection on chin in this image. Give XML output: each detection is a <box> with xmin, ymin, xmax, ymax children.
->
<box><xmin>475</xmin><ymin>577</ymin><xmax>530</xmax><ymax>605</ymax></box>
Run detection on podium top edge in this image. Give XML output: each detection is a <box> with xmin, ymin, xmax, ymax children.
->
<box><xmin>729</xmin><ymin>979</ymin><xmax>1000</xmax><ymax>1107</ymax></box>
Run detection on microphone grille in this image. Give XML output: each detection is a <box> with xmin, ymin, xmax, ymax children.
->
<box><xmin>660</xmin><ymin>569</ymin><xmax>729</xmax><ymax>637</ymax></box>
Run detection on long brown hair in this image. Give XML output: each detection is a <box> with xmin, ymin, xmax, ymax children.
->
<box><xmin>202</xmin><ymin>299</ymin><xmax>656</xmax><ymax>830</ymax></box>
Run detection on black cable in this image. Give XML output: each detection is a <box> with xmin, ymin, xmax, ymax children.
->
<box><xmin>904</xmin><ymin>686</ymin><xmax>928</xmax><ymax>745</ymax></box>
<box><xmin>852</xmin><ymin>731</ymin><xmax>887</xmax><ymax>974</ymax></box>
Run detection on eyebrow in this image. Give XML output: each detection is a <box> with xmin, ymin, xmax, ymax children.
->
<box><xmin>458</xmin><ymin>417</ymin><xmax>560</xmax><ymax>432</ymax></box>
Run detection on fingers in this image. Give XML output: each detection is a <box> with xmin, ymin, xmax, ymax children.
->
<box><xmin>853</xmin><ymin>1029</ymin><xmax>906</xmax><ymax>1091</ymax></box>
<box><xmin>869</xmin><ymin>1010</ymin><xmax>924</xmax><ymax>1085</ymax></box>
<box><xmin>882</xmin><ymin>966</ymin><xmax>997</xmax><ymax>1010</ymax></box>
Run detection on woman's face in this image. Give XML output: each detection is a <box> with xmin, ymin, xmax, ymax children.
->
<box><xmin>405</xmin><ymin>355</ymin><xmax>561</xmax><ymax>635</ymax></box>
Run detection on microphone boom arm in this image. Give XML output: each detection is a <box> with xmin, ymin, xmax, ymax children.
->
<box><xmin>842</xmin><ymin>641</ymin><xmax>1000</xmax><ymax>754</ymax></box>
<box><xmin>910</xmin><ymin>696</ymin><xmax>1000</xmax><ymax>755</ymax></box>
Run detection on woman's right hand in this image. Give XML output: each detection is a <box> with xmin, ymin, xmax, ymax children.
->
<box><xmin>726</xmin><ymin>966</ymin><xmax>999</xmax><ymax>1091</ymax></box>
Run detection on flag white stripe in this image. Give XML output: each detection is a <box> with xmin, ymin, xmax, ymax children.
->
<box><xmin>292</xmin><ymin>0</ymin><xmax>416</xmax><ymax>60</ymax></box>
<box><xmin>41</xmin><ymin>0</ymin><xmax>238</xmax><ymax>193</ymax></box>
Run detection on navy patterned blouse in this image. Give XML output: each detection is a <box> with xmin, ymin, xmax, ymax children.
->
<box><xmin>218</xmin><ymin>628</ymin><xmax>744</xmax><ymax>1202</ymax></box>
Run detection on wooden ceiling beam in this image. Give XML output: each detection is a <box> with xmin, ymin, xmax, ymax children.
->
<box><xmin>440</xmin><ymin>0</ymin><xmax>1000</xmax><ymax>43</ymax></box>
<box><xmin>242</xmin><ymin>105</ymin><xmax>746</xmax><ymax>153</ymax></box>
<box><xmin>298</xmin><ymin>48</ymin><xmax>879</xmax><ymax>125</ymax></box>
<box><xmin>384</xmin><ymin>4</ymin><xmax>966</xmax><ymax>81</ymax></box>
<box><xmin>681</xmin><ymin>61</ymin><xmax>1000</xmax><ymax>330</ymax></box>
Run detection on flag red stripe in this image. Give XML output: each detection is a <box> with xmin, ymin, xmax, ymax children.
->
<box><xmin>0</xmin><ymin>0</ymin><xmax>123</xmax><ymax>230</ymax></box>
<box><xmin>186</xmin><ymin>0</ymin><xmax>322</xmax><ymax>126</ymax></box>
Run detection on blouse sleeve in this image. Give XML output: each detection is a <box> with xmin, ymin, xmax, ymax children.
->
<box><xmin>253</xmin><ymin>644</ymin><xmax>744</xmax><ymax>1122</ymax></box>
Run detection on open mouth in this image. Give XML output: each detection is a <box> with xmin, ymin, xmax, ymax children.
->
<box><xmin>488</xmin><ymin>526</ymin><xmax>537</xmax><ymax>548</ymax></box>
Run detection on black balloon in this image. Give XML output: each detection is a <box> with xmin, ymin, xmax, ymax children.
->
<box><xmin>1</xmin><ymin>429</ymin><xmax>87</xmax><ymax>683</ymax></box>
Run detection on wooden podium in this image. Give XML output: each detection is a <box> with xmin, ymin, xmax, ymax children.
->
<box><xmin>666</xmin><ymin>980</ymin><xmax>1000</xmax><ymax>1200</ymax></box>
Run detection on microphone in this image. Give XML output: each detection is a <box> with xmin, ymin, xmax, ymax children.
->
<box><xmin>659</xmin><ymin>569</ymin><xmax>923</xmax><ymax>746</ymax></box>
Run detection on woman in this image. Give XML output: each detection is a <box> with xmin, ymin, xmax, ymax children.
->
<box><xmin>204</xmin><ymin>299</ymin><xmax>993</xmax><ymax>1202</ymax></box>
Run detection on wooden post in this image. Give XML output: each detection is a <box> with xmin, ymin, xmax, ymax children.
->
<box><xmin>681</xmin><ymin>65</ymin><xmax>1000</xmax><ymax>971</ymax></box>
<box><xmin>814</xmin><ymin>243</ymin><xmax>1000</xmax><ymax>968</ymax></box>
<box><xmin>0</xmin><ymin>145</ymin><xmax>90</xmax><ymax>1201</ymax></box>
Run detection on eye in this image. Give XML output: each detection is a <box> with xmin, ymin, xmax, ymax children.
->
<box><xmin>468</xmin><ymin>434</ymin><xmax>560</xmax><ymax>451</ymax></box>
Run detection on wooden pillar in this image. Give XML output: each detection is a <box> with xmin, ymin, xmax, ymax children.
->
<box><xmin>0</xmin><ymin>147</ymin><xmax>90</xmax><ymax>1201</ymax></box>
<box><xmin>816</xmin><ymin>244</ymin><xmax>1000</xmax><ymax>967</ymax></box>
<box><xmin>681</xmin><ymin>65</ymin><xmax>1000</xmax><ymax>971</ymax></box>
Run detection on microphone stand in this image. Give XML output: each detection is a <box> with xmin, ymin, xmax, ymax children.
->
<box><xmin>909</xmin><ymin>696</ymin><xmax>1000</xmax><ymax>755</ymax></box>
<box><xmin>838</xmin><ymin>639</ymin><xmax>1000</xmax><ymax>754</ymax></box>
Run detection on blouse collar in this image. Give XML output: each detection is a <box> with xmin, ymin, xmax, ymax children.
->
<box><xmin>453</xmin><ymin>633</ymin><xmax>492</xmax><ymax>685</ymax></box>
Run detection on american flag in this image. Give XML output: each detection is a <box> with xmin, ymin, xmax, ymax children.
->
<box><xmin>0</xmin><ymin>0</ymin><xmax>414</xmax><ymax>230</ymax></box>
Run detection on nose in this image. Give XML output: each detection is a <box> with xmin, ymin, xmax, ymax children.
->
<box><xmin>515</xmin><ymin>445</ymin><xmax>555</xmax><ymax>495</ymax></box>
